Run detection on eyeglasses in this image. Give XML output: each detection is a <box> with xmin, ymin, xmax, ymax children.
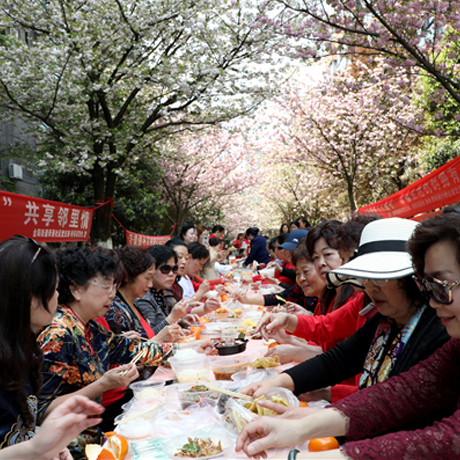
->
<box><xmin>158</xmin><ymin>264</ymin><xmax>179</xmax><ymax>275</ymax></box>
<box><xmin>413</xmin><ymin>275</ymin><xmax>460</xmax><ymax>305</ymax></box>
<box><xmin>357</xmin><ymin>278</ymin><xmax>389</xmax><ymax>287</ymax></box>
<box><xmin>14</xmin><ymin>235</ymin><xmax>50</xmax><ymax>264</ymax></box>
<box><xmin>89</xmin><ymin>280</ymin><xmax>118</xmax><ymax>293</ymax></box>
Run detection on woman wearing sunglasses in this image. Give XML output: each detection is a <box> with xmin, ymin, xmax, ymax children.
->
<box><xmin>237</xmin><ymin>212</ymin><xmax>460</xmax><ymax>459</ymax></box>
<box><xmin>36</xmin><ymin>247</ymin><xmax>176</xmax><ymax>460</ymax></box>
<box><xmin>241</xmin><ymin>218</ymin><xmax>449</xmax><ymax>417</ymax></box>
<box><xmin>136</xmin><ymin>245</ymin><xmax>195</xmax><ymax>337</ymax></box>
<box><xmin>0</xmin><ymin>237</ymin><xmax>105</xmax><ymax>459</ymax></box>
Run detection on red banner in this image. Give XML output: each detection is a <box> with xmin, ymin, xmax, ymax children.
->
<box><xmin>359</xmin><ymin>156</ymin><xmax>460</xmax><ymax>218</ymax></box>
<box><xmin>126</xmin><ymin>230</ymin><xmax>171</xmax><ymax>247</ymax></box>
<box><xmin>0</xmin><ymin>191</ymin><xmax>93</xmax><ymax>243</ymax></box>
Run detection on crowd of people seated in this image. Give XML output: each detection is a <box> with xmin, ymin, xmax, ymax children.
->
<box><xmin>3</xmin><ymin>210</ymin><xmax>460</xmax><ymax>459</ymax></box>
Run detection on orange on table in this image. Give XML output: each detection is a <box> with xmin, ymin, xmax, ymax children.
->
<box><xmin>86</xmin><ymin>432</ymin><xmax>128</xmax><ymax>460</ymax></box>
<box><xmin>299</xmin><ymin>401</ymin><xmax>309</xmax><ymax>407</ymax></box>
<box><xmin>190</xmin><ymin>326</ymin><xmax>202</xmax><ymax>339</ymax></box>
<box><xmin>308</xmin><ymin>437</ymin><xmax>339</xmax><ymax>452</ymax></box>
<box><xmin>221</xmin><ymin>294</ymin><xmax>230</xmax><ymax>302</ymax></box>
<box><xmin>200</xmin><ymin>317</ymin><xmax>210</xmax><ymax>324</ymax></box>
<box><xmin>257</xmin><ymin>306</ymin><xmax>264</xmax><ymax>310</ymax></box>
<box><xmin>268</xmin><ymin>342</ymin><xmax>279</xmax><ymax>349</ymax></box>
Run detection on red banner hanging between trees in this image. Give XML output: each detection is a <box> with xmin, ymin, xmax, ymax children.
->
<box><xmin>125</xmin><ymin>230</ymin><xmax>171</xmax><ymax>247</ymax></box>
<box><xmin>359</xmin><ymin>156</ymin><xmax>460</xmax><ymax>218</ymax></box>
<box><xmin>0</xmin><ymin>191</ymin><xmax>94</xmax><ymax>242</ymax></box>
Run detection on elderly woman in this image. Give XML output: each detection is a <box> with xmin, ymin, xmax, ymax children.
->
<box><xmin>238</xmin><ymin>217</ymin><xmax>454</xmax><ymax>459</ymax></box>
<box><xmin>36</xmin><ymin>247</ymin><xmax>175</xmax><ymax>459</ymax></box>
<box><xmin>0</xmin><ymin>237</ymin><xmax>104</xmax><ymax>460</ymax></box>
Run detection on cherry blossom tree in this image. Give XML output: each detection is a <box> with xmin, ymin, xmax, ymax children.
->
<box><xmin>263</xmin><ymin>0</ymin><xmax>460</xmax><ymax>117</ymax></box>
<box><xmin>0</xmin><ymin>0</ymin><xmax>284</xmax><ymax>244</ymax></box>
<box><xmin>250</xmin><ymin>61</ymin><xmax>424</xmax><ymax>217</ymax></box>
<box><xmin>158</xmin><ymin>126</ymin><xmax>261</xmax><ymax>229</ymax></box>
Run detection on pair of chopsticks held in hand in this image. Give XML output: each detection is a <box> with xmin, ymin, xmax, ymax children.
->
<box><xmin>119</xmin><ymin>348</ymin><xmax>147</xmax><ymax>376</ymax></box>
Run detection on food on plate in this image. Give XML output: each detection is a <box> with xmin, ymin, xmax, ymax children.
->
<box><xmin>243</xmin><ymin>395</ymin><xmax>289</xmax><ymax>416</ymax></box>
<box><xmin>308</xmin><ymin>437</ymin><xmax>340</xmax><ymax>452</ymax></box>
<box><xmin>175</xmin><ymin>437</ymin><xmax>223</xmax><ymax>458</ymax></box>
<box><xmin>178</xmin><ymin>384</ymin><xmax>219</xmax><ymax>409</ymax></box>
<box><xmin>85</xmin><ymin>433</ymin><xmax>129</xmax><ymax>460</ymax></box>
<box><xmin>249</xmin><ymin>356</ymin><xmax>280</xmax><ymax>369</ymax></box>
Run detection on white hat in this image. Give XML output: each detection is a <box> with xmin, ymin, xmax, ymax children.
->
<box><xmin>329</xmin><ymin>217</ymin><xmax>419</xmax><ymax>281</ymax></box>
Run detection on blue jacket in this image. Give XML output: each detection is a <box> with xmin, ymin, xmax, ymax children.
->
<box><xmin>244</xmin><ymin>234</ymin><xmax>270</xmax><ymax>266</ymax></box>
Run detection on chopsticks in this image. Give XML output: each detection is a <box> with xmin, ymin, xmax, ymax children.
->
<box><xmin>275</xmin><ymin>295</ymin><xmax>286</xmax><ymax>304</ymax></box>
<box><xmin>119</xmin><ymin>348</ymin><xmax>147</xmax><ymax>376</ymax></box>
<box><xmin>206</xmin><ymin>385</ymin><xmax>253</xmax><ymax>401</ymax></box>
<box><xmin>114</xmin><ymin>402</ymin><xmax>165</xmax><ymax>425</ymax></box>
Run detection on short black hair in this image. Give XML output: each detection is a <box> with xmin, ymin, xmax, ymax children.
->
<box><xmin>297</xmin><ymin>216</ymin><xmax>310</xmax><ymax>227</ymax></box>
<box><xmin>57</xmin><ymin>247</ymin><xmax>122</xmax><ymax>305</ymax></box>
<box><xmin>147</xmin><ymin>245</ymin><xmax>177</xmax><ymax>267</ymax></box>
<box><xmin>165</xmin><ymin>239</ymin><xmax>188</xmax><ymax>250</ymax></box>
<box><xmin>290</xmin><ymin>221</ymin><xmax>299</xmax><ymax>227</ymax></box>
<box><xmin>179</xmin><ymin>222</ymin><xmax>196</xmax><ymax>239</ymax></box>
<box><xmin>209</xmin><ymin>237</ymin><xmax>221</xmax><ymax>248</ymax></box>
<box><xmin>117</xmin><ymin>245</ymin><xmax>155</xmax><ymax>286</ymax></box>
<box><xmin>187</xmin><ymin>242</ymin><xmax>210</xmax><ymax>260</ymax></box>
<box><xmin>268</xmin><ymin>237</ymin><xmax>277</xmax><ymax>252</ymax></box>
<box><xmin>212</xmin><ymin>225</ymin><xmax>225</xmax><ymax>233</ymax></box>
<box><xmin>275</xmin><ymin>233</ymin><xmax>289</xmax><ymax>246</ymax></box>
<box><xmin>246</xmin><ymin>227</ymin><xmax>259</xmax><ymax>237</ymax></box>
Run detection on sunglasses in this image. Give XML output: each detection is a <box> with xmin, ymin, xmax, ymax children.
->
<box><xmin>158</xmin><ymin>264</ymin><xmax>179</xmax><ymax>275</ymax></box>
<box><xmin>15</xmin><ymin>235</ymin><xmax>50</xmax><ymax>264</ymax></box>
<box><xmin>413</xmin><ymin>275</ymin><xmax>460</xmax><ymax>305</ymax></box>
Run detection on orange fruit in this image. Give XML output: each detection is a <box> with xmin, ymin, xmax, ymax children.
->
<box><xmin>257</xmin><ymin>306</ymin><xmax>264</xmax><ymax>310</ymax></box>
<box><xmin>221</xmin><ymin>294</ymin><xmax>230</xmax><ymax>302</ymax></box>
<box><xmin>308</xmin><ymin>437</ymin><xmax>339</xmax><ymax>452</ymax></box>
<box><xmin>268</xmin><ymin>342</ymin><xmax>279</xmax><ymax>349</ymax></box>
<box><xmin>190</xmin><ymin>326</ymin><xmax>202</xmax><ymax>340</ymax></box>
<box><xmin>299</xmin><ymin>401</ymin><xmax>308</xmax><ymax>407</ymax></box>
<box><xmin>86</xmin><ymin>433</ymin><xmax>129</xmax><ymax>460</ymax></box>
<box><xmin>200</xmin><ymin>318</ymin><xmax>210</xmax><ymax>323</ymax></box>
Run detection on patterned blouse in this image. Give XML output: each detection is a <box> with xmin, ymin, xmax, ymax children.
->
<box><xmin>36</xmin><ymin>305</ymin><xmax>174</xmax><ymax>459</ymax></box>
<box><xmin>0</xmin><ymin>384</ymin><xmax>37</xmax><ymax>449</ymax></box>
<box><xmin>105</xmin><ymin>293</ymin><xmax>153</xmax><ymax>339</ymax></box>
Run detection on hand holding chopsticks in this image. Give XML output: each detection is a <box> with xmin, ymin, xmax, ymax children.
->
<box><xmin>206</xmin><ymin>385</ymin><xmax>253</xmax><ymax>401</ymax></box>
<box><xmin>119</xmin><ymin>348</ymin><xmax>147</xmax><ymax>376</ymax></box>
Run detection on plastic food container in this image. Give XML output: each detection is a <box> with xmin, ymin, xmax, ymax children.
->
<box><xmin>173</xmin><ymin>381</ymin><xmax>220</xmax><ymax>409</ymax></box>
<box><xmin>129</xmin><ymin>379</ymin><xmax>165</xmax><ymax>400</ymax></box>
<box><xmin>169</xmin><ymin>355</ymin><xmax>211</xmax><ymax>383</ymax></box>
<box><xmin>231</xmin><ymin>369</ymin><xmax>278</xmax><ymax>386</ymax></box>
<box><xmin>211</xmin><ymin>356</ymin><xmax>249</xmax><ymax>380</ymax></box>
<box><xmin>215</xmin><ymin>339</ymin><xmax>247</xmax><ymax>356</ymax></box>
<box><xmin>200</xmin><ymin>329</ymin><xmax>222</xmax><ymax>342</ymax></box>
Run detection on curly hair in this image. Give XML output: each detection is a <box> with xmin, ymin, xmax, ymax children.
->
<box><xmin>56</xmin><ymin>247</ymin><xmax>122</xmax><ymax>304</ymax></box>
<box><xmin>117</xmin><ymin>245</ymin><xmax>155</xmax><ymax>286</ymax></box>
<box><xmin>0</xmin><ymin>237</ymin><xmax>57</xmax><ymax>429</ymax></box>
<box><xmin>408</xmin><ymin>213</ymin><xmax>460</xmax><ymax>278</ymax></box>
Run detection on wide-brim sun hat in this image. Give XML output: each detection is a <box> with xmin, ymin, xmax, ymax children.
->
<box><xmin>328</xmin><ymin>217</ymin><xmax>419</xmax><ymax>284</ymax></box>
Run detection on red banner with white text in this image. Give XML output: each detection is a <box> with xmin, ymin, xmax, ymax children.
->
<box><xmin>125</xmin><ymin>230</ymin><xmax>171</xmax><ymax>247</ymax></box>
<box><xmin>359</xmin><ymin>156</ymin><xmax>460</xmax><ymax>218</ymax></box>
<box><xmin>0</xmin><ymin>191</ymin><xmax>93</xmax><ymax>243</ymax></box>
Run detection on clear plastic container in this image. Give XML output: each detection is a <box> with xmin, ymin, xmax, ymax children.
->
<box><xmin>211</xmin><ymin>356</ymin><xmax>249</xmax><ymax>381</ymax></box>
<box><xmin>169</xmin><ymin>355</ymin><xmax>211</xmax><ymax>383</ymax></box>
<box><xmin>129</xmin><ymin>379</ymin><xmax>165</xmax><ymax>400</ymax></box>
<box><xmin>200</xmin><ymin>329</ymin><xmax>222</xmax><ymax>342</ymax></box>
<box><xmin>231</xmin><ymin>369</ymin><xmax>278</xmax><ymax>386</ymax></box>
<box><xmin>172</xmin><ymin>381</ymin><xmax>220</xmax><ymax>409</ymax></box>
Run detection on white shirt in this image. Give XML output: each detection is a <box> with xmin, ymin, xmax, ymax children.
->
<box><xmin>179</xmin><ymin>275</ymin><xmax>195</xmax><ymax>300</ymax></box>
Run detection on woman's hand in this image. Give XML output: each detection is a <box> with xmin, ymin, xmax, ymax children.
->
<box><xmin>28</xmin><ymin>396</ymin><xmax>104</xmax><ymax>460</ymax></box>
<box><xmin>196</xmin><ymin>280</ymin><xmax>210</xmax><ymax>299</ymax></box>
<box><xmin>285</xmin><ymin>301</ymin><xmax>312</xmax><ymax>316</ymax></box>
<box><xmin>265</xmin><ymin>343</ymin><xmax>322</xmax><ymax>364</ymax></box>
<box><xmin>259</xmin><ymin>274</ymin><xmax>280</xmax><ymax>285</ymax></box>
<box><xmin>203</xmin><ymin>298</ymin><xmax>220</xmax><ymax>314</ymax></box>
<box><xmin>266</xmin><ymin>261</ymin><xmax>282</xmax><ymax>272</ymax></box>
<box><xmin>121</xmin><ymin>331</ymin><xmax>142</xmax><ymax>341</ymax></box>
<box><xmin>179</xmin><ymin>313</ymin><xmax>201</xmax><ymax>327</ymax></box>
<box><xmin>154</xmin><ymin>323</ymin><xmax>182</xmax><ymax>342</ymax></box>
<box><xmin>240</xmin><ymin>373</ymin><xmax>294</xmax><ymax>399</ymax></box>
<box><xmin>256</xmin><ymin>312</ymin><xmax>298</xmax><ymax>340</ymax></box>
<box><xmin>168</xmin><ymin>299</ymin><xmax>189</xmax><ymax>323</ymax></box>
<box><xmin>100</xmin><ymin>363</ymin><xmax>139</xmax><ymax>390</ymax></box>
